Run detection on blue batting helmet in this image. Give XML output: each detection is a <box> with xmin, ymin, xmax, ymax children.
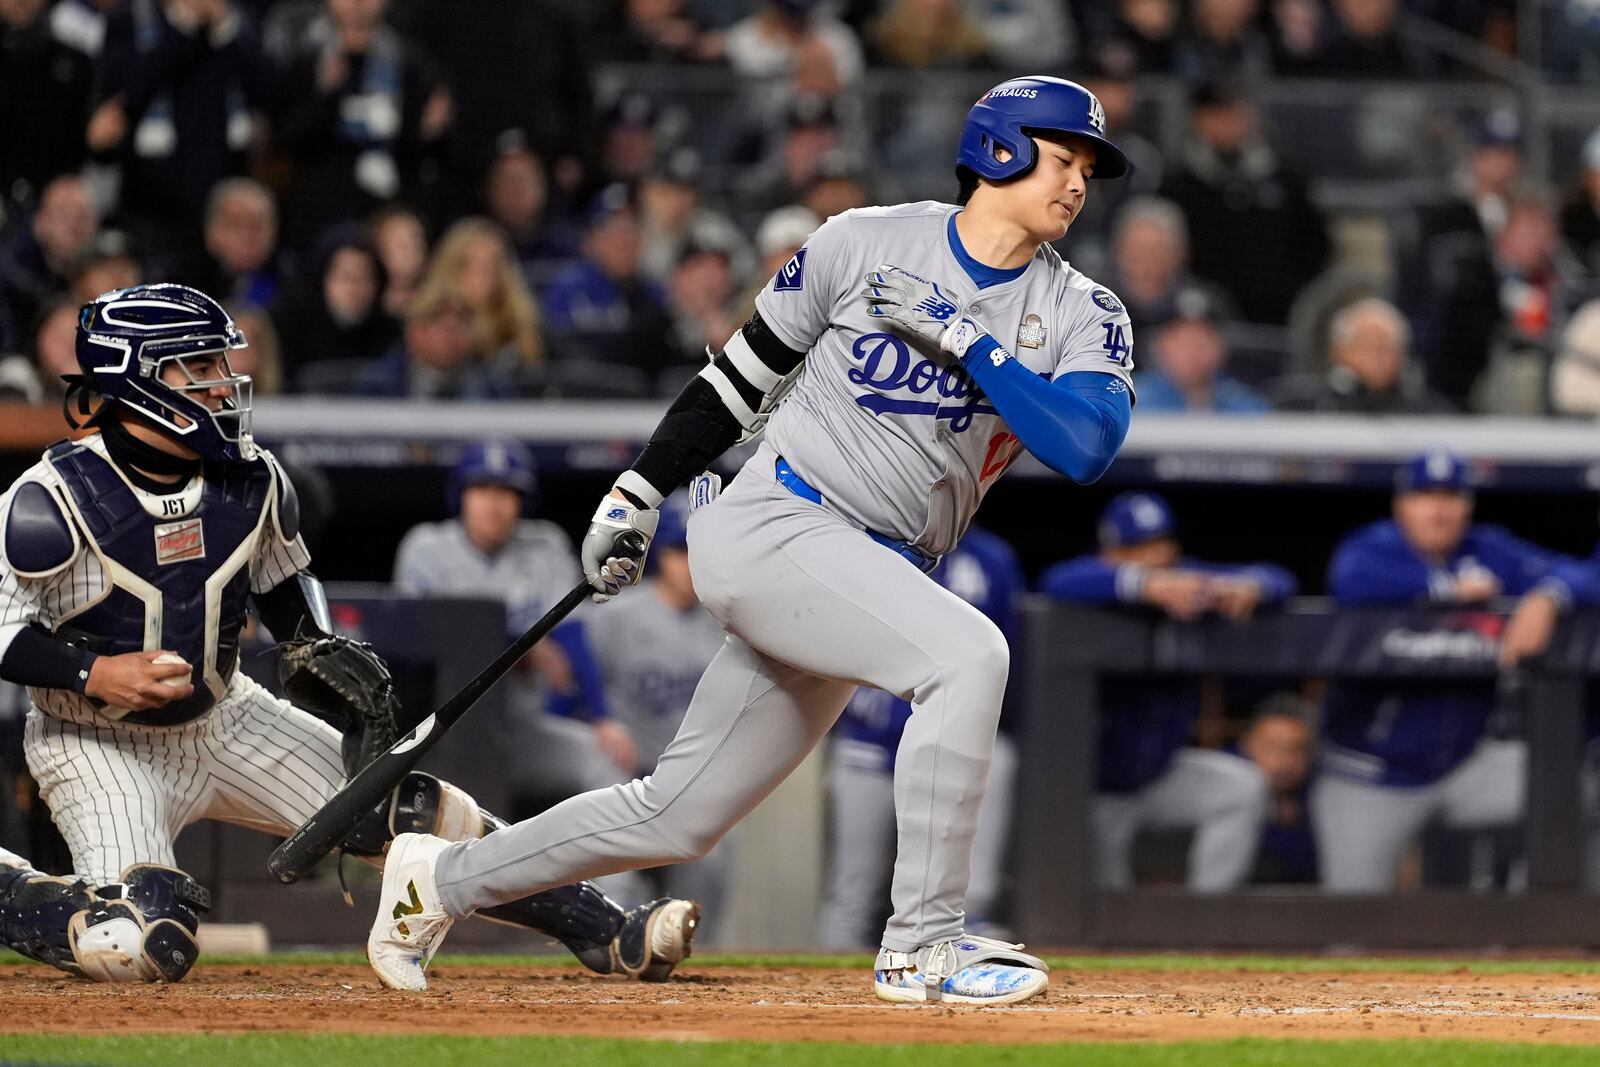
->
<box><xmin>447</xmin><ymin>439</ymin><xmax>538</xmax><ymax>515</ymax></box>
<box><xmin>68</xmin><ymin>283</ymin><xmax>255</xmax><ymax>461</ymax></box>
<box><xmin>957</xmin><ymin>76</ymin><xmax>1129</xmax><ymax>183</ymax></box>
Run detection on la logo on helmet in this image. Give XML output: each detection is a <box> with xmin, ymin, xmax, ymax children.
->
<box><xmin>1087</xmin><ymin>93</ymin><xmax>1106</xmax><ymax>135</ymax></box>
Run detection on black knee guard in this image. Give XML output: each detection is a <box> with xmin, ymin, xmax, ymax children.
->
<box><xmin>69</xmin><ymin>865</ymin><xmax>209</xmax><ymax>983</ymax></box>
<box><xmin>1</xmin><ymin>865</ymin><xmax>208</xmax><ymax>983</ymax></box>
<box><xmin>339</xmin><ymin>771</ymin><xmax>486</xmax><ymax>858</ymax></box>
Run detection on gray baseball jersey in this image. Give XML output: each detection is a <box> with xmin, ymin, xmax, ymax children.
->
<box><xmin>758</xmin><ymin>201</ymin><xmax>1135</xmax><ymax>555</ymax></box>
<box><xmin>576</xmin><ymin>581</ymin><xmax>725</xmax><ymax>772</ymax></box>
<box><xmin>392</xmin><ymin>519</ymin><xmax>578</xmax><ymax>635</ymax></box>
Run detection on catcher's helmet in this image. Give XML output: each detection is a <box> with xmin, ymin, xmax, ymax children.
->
<box><xmin>447</xmin><ymin>439</ymin><xmax>538</xmax><ymax>515</ymax></box>
<box><xmin>69</xmin><ymin>283</ymin><xmax>255</xmax><ymax>461</ymax></box>
<box><xmin>957</xmin><ymin>76</ymin><xmax>1129</xmax><ymax>184</ymax></box>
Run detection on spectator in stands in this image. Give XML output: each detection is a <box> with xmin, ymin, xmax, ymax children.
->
<box><xmin>1494</xmin><ymin>194</ymin><xmax>1583</xmax><ymax>361</ymax></box>
<box><xmin>424</xmin><ymin>217</ymin><xmax>545</xmax><ymax>381</ymax></box>
<box><xmin>272</xmin><ymin>223</ymin><xmax>398</xmax><ymax>387</ymax></box>
<box><xmin>1135</xmin><ymin>288</ymin><xmax>1270</xmax><ymax>414</ymax></box>
<box><xmin>188</xmin><ymin>178</ymin><xmax>283</xmax><ymax>308</ymax></box>
<box><xmin>369</xmin><ymin>203</ymin><xmax>428</xmax><ymax>317</ymax></box>
<box><xmin>352</xmin><ymin>280</ymin><xmax>515</xmax><ymax>399</ymax></box>
<box><xmin>599</xmin><ymin>0</ymin><xmax>721</xmax><ymax>63</ymax></box>
<box><xmin>222</xmin><ymin>300</ymin><xmax>284</xmax><ymax>396</ymax></box>
<box><xmin>1266</xmin><ymin>0</ymin><xmax>1323</xmax><ymax>74</ymax></box>
<box><xmin>723</xmin><ymin>0</ymin><xmax>864</xmax><ymax>89</ymax></box>
<box><xmin>1160</xmin><ymin>82</ymin><xmax>1329</xmax><ymax>326</ymax></box>
<box><xmin>970</xmin><ymin>0</ymin><xmax>1074</xmax><ymax>68</ymax></box>
<box><xmin>599</xmin><ymin>93</ymin><xmax>668</xmax><ymax>186</ymax></box>
<box><xmin>0</xmin><ymin>0</ymin><xmax>93</xmax><ymax>215</ymax></box>
<box><xmin>390</xmin><ymin>0</ymin><xmax>593</xmax><ymax>199</ymax></box>
<box><xmin>1314</xmin><ymin>450</ymin><xmax>1569</xmax><ymax>893</ymax></box>
<box><xmin>69</xmin><ymin>230</ymin><xmax>142</xmax><ymax>305</ymax></box>
<box><xmin>541</xmin><ymin>184</ymin><xmax>673</xmax><ymax>383</ymax></box>
<box><xmin>1550</xmin><ymin>298</ymin><xmax>1600</xmax><ymax>416</ymax></box>
<box><xmin>1092</xmin><ymin>0</ymin><xmax>1180</xmax><ymax>74</ymax></box>
<box><xmin>1310</xmin><ymin>0</ymin><xmax>1422</xmax><ymax>78</ymax></box>
<box><xmin>0</xmin><ymin>174</ymin><xmax>97</xmax><ymax>358</ymax></box>
<box><xmin>666</xmin><ymin>239</ymin><xmax>740</xmax><ymax>369</ymax></box>
<box><xmin>1560</xmin><ymin>127</ymin><xmax>1600</xmax><ymax>276</ymax></box>
<box><xmin>638</xmin><ymin>148</ymin><xmax>752</xmax><ymax>286</ymax></box>
<box><xmin>1174</xmin><ymin>0</ymin><xmax>1274</xmax><ymax>82</ymax></box>
<box><xmin>1400</xmin><ymin>110</ymin><xmax>1520</xmax><ymax>409</ymax></box>
<box><xmin>91</xmin><ymin>0</ymin><xmax>274</xmax><ymax>260</ymax></box>
<box><xmin>1238</xmin><ymin>701</ymin><xmax>1318</xmax><ymax>885</ymax></box>
<box><xmin>1106</xmin><ymin>196</ymin><xmax>1233</xmax><ymax>334</ymax></box>
<box><xmin>0</xmin><ymin>297</ymin><xmax>78</xmax><ymax>404</ymax></box>
<box><xmin>1273</xmin><ymin>297</ymin><xmax>1454</xmax><ymax>414</ymax></box>
<box><xmin>741</xmin><ymin>94</ymin><xmax>846</xmax><ymax>219</ymax></box>
<box><xmin>480</xmin><ymin>131</ymin><xmax>581</xmax><ymax>291</ymax></box>
<box><xmin>799</xmin><ymin>153</ymin><xmax>871</xmax><ymax>224</ymax></box>
<box><xmin>866</xmin><ymin>0</ymin><xmax>992</xmax><ymax>68</ymax></box>
<box><xmin>1040</xmin><ymin>492</ymin><xmax>1294</xmax><ymax>891</ymax></box>
<box><xmin>275</xmin><ymin>0</ymin><xmax>451</xmax><ymax>253</ymax></box>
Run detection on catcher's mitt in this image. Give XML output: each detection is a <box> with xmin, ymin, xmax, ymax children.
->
<box><xmin>278</xmin><ymin>636</ymin><xmax>399</xmax><ymax>777</ymax></box>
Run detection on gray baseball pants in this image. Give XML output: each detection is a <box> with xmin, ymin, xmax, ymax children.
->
<box><xmin>434</xmin><ymin>444</ymin><xmax>1008</xmax><ymax>953</ymax></box>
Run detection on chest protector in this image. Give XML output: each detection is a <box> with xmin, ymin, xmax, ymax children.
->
<box><xmin>44</xmin><ymin>441</ymin><xmax>273</xmax><ymax>726</ymax></box>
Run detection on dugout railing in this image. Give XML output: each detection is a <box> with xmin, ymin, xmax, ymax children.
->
<box><xmin>1015</xmin><ymin>598</ymin><xmax>1600</xmax><ymax>950</ymax></box>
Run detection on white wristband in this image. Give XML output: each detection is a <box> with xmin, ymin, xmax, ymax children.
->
<box><xmin>941</xmin><ymin>316</ymin><xmax>989</xmax><ymax>359</ymax></box>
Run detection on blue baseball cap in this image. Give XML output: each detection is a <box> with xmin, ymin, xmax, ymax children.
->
<box><xmin>1098</xmin><ymin>492</ymin><xmax>1176</xmax><ymax>549</ymax></box>
<box><xmin>447</xmin><ymin>439</ymin><xmax>538</xmax><ymax>514</ymax></box>
<box><xmin>1396</xmin><ymin>449</ymin><xmax>1470</xmax><ymax>493</ymax></box>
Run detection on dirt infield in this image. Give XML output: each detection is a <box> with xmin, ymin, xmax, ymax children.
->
<box><xmin>6</xmin><ymin>962</ymin><xmax>1600</xmax><ymax>1045</ymax></box>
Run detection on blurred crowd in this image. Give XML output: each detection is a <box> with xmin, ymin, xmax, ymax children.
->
<box><xmin>0</xmin><ymin>0</ymin><xmax>1599</xmax><ymax>414</ymax></box>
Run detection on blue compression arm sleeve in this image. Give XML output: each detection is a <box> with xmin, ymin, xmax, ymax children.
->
<box><xmin>960</xmin><ymin>338</ymin><xmax>1131</xmax><ymax>482</ymax></box>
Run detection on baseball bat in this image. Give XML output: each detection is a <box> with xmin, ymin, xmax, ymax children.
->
<box><xmin>267</xmin><ymin>532</ymin><xmax>646</xmax><ymax>884</ymax></box>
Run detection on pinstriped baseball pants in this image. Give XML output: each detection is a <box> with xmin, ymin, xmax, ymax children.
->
<box><xmin>24</xmin><ymin>673</ymin><xmax>346</xmax><ymax>885</ymax></box>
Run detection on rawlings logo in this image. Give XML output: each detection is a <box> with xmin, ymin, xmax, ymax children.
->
<box><xmin>848</xmin><ymin>333</ymin><xmax>995</xmax><ymax>433</ymax></box>
<box><xmin>154</xmin><ymin>519</ymin><xmax>204</xmax><ymax>565</ymax></box>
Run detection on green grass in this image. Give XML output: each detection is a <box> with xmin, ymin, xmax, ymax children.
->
<box><xmin>6</xmin><ymin>948</ymin><xmax>1600</xmax><ymax>974</ymax></box>
<box><xmin>5</xmin><ymin>1035</ymin><xmax>1600</xmax><ymax>1067</ymax></box>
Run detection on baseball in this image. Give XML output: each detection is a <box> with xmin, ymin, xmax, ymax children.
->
<box><xmin>153</xmin><ymin>653</ymin><xmax>190</xmax><ymax>687</ymax></box>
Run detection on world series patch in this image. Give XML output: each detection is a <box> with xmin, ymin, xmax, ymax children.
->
<box><xmin>1018</xmin><ymin>313</ymin><xmax>1047</xmax><ymax>349</ymax></box>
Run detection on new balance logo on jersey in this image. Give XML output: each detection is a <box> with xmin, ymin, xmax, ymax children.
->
<box><xmin>773</xmin><ymin>249</ymin><xmax>807</xmax><ymax>292</ymax></box>
<box><xmin>913</xmin><ymin>296</ymin><xmax>959</xmax><ymax>321</ymax></box>
<box><xmin>848</xmin><ymin>333</ymin><xmax>996</xmax><ymax>433</ymax></box>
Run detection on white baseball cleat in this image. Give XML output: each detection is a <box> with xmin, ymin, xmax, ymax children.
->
<box><xmin>368</xmin><ymin>832</ymin><xmax>455</xmax><ymax>992</ymax></box>
<box><xmin>874</xmin><ymin>935</ymin><xmax>1049</xmax><ymax>1006</ymax></box>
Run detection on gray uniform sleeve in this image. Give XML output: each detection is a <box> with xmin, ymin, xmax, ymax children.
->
<box><xmin>1054</xmin><ymin>284</ymin><xmax>1136</xmax><ymax>387</ymax></box>
<box><xmin>753</xmin><ymin>212</ymin><xmax>853</xmax><ymax>353</ymax></box>
<box><xmin>392</xmin><ymin>526</ymin><xmax>435</xmax><ymax>595</ymax></box>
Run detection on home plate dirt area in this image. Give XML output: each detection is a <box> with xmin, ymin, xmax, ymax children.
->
<box><xmin>4</xmin><ymin>961</ymin><xmax>1600</xmax><ymax>1044</ymax></box>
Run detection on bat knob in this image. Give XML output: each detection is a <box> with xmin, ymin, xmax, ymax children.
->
<box><xmin>616</xmin><ymin>530</ymin><xmax>648</xmax><ymax>559</ymax></box>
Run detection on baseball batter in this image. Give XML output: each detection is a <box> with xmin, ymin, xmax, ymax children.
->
<box><xmin>369</xmin><ymin>76</ymin><xmax>1135</xmax><ymax>1005</ymax></box>
<box><xmin>0</xmin><ymin>285</ymin><xmax>696</xmax><ymax>983</ymax></box>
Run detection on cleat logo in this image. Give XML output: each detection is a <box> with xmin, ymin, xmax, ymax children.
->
<box><xmin>393</xmin><ymin>880</ymin><xmax>424</xmax><ymax>937</ymax></box>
